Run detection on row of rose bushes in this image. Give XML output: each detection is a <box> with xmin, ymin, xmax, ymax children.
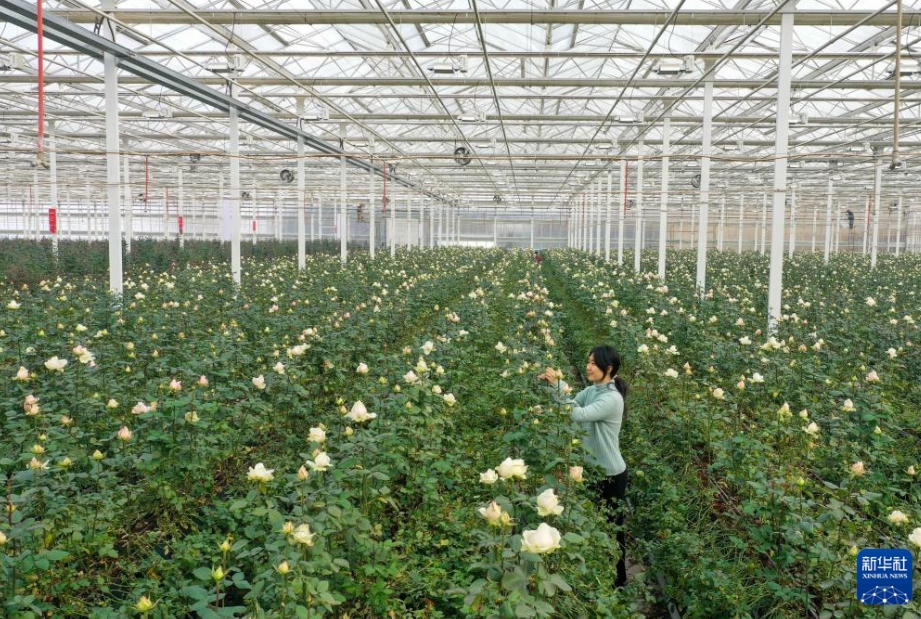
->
<box><xmin>1</xmin><ymin>249</ymin><xmax>497</xmax><ymax>617</ymax></box>
<box><xmin>1</xmin><ymin>248</ymin><xmax>640</xmax><ymax>618</ymax></box>
<box><xmin>0</xmin><ymin>238</ymin><xmax>341</xmax><ymax>287</ymax></box>
<box><xmin>543</xmin><ymin>249</ymin><xmax>921</xmax><ymax>619</ymax></box>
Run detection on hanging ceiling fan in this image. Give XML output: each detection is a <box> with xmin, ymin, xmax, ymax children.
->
<box><xmin>453</xmin><ymin>146</ymin><xmax>472</xmax><ymax>166</ymax></box>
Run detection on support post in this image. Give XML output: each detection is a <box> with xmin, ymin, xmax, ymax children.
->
<box><xmin>767</xmin><ymin>3</ymin><xmax>794</xmax><ymax>331</ymax></box>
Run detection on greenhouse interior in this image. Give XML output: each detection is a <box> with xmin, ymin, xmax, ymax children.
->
<box><xmin>1</xmin><ymin>1</ymin><xmax>921</xmax><ymax>618</ymax></box>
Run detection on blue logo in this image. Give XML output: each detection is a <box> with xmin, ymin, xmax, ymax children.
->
<box><xmin>857</xmin><ymin>549</ymin><xmax>913</xmax><ymax>604</ymax></box>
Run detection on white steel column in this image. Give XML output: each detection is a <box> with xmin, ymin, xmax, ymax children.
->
<box><xmin>717</xmin><ymin>197</ymin><xmax>725</xmax><ymax>251</ymax></box>
<box><xmin>390</xmin><ymin>194</ymin><xmax>396</xmax><ymax>256</ymax></box>
<box><xmin>318</xmin><ymin>193</ymin><xmax>324</xmax><ymax>240</ymax></box>
<box><xmin>760</xmin><ymin>193</ymin><xmax>768</xmax><ymax>255</ymax></box>
<box><xmin>895</xmin><ymin>197</ymin><xmax>903</xmax><ymax>256</ymax></box>
<box><xmin>811</xmin><ymin>209</ymin><xmax>817</xmax><ymax>253</ymax></box>
<box><xmin>737</xmin><ymin>194</ymin><xmax>744</xmax><ymax>253</ymax></box>
<box><xmin>835</xmin><ymin>203</ymin><xmax>841</xmax><ymax>254</ymax></box>
<box><xmin>297</xmin><ymin>136</ymin><xmax>306</xmax><ymax>269</ymax></box>
<box><xmin>369</xmin><ymin>145</ymin><xmax>376</xmax><ymax>258</ymax></box>
<box><xmin>229</xmin><ymin>90</ymin><xmax>242</xmax><ymax>286</ymax></box>
<box><xmin>48</xmin><ymin>121</ymin><xmax>59</xmax><ymax>259</ymax></box>
<box><xmin>823</xmin><ymin>177</ymin><xmax>833</xmax><ymax>263</ymax></box>
<box><xmin>862</xmin><ymin>195</ymin><xmax>870</xmax><ymax>254</ymax></box>
<box><xmin>493</xmin><ymin>216</ymin><xmax>498</xmax><ymax>247</ymax></box>
<box><xmin>339</xmin><ymin>123</ymin><xmax>349</xmax><ymax>265</ymax></box>
<box><xmin>122</xmin><ymin>153</ymin><xmax>134</xmax><ymax>249</ymax></box>
<box><xmin>418</xmin><ymin>197</ymin><xmax>425</xmax><ymax>247</ymax></box>
<box><xmin>767</xmin><ymin>4</ymin><xmax>794</xmax><ymax>330</ymax></box>
<box><xmin>617</xmin><ymin>159</ymin><xmax>626</xmax><ymax>265</ymax></box>
<box><xmin>657</xmin><ymin>117</ymin><xmax>670</xmax><ymax>278</ymax></box>
<box><xmin>178</xmin><ymin>167</ymin><xmax>185</xmax><ymax>249</ymax></box>
<box><xmin>429</xmin><ymin>198</ymin><xmax>435</xmax><ymax>248</ymax></box>
<box><xmin>788</xmin><ymin>186</ymin><xmax>797</xmax><ymax>258</ymax></box>
<box><xmin>870</xmin><ymin>153</ymin><xmax>883</xmax><ymax>269</ymax></box>
<box><xmin>605</xmin><ymin>171</ymin><xmax>613</xmax><ymax>261</ymax></box>
<box><xmin>634</xmin><ymin>142</ymin><xmax>644</xmax><ymax>273</ymax></box>
<box><xmin>696</xmin><ymin>63</ymin><xmax>714</xmax><ymax>295</ymax></box>
<box><xmin>438</xmin><ymin>204</ymin><xmax>444</xmax><ymax>247</ymax></box>
<box><xmin>595</xmin><ymin>180</ymin><xmax>602</xmax><ymax>254</ymax></box>
<box><xmin>104</xmin><ymin>51</ymin><xmax>124</xmax><ymax>296</ymax></box>
<box><xmin>340</xmin><ymin>124</ymin><xmax>348</xmax><ymax>264</ymax></box>
<box><xmin>406</xmin><ymin>193</ymin><xmax>413</xmax><ymax>249</ymax></box>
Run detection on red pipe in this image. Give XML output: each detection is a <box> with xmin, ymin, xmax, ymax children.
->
<box><xmin>37</xmin><ymin>1</ymin><xmax>45</xmax><ymax>154</ymax></box>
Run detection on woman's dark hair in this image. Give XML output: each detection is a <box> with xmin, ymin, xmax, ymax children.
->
<box><xmin>590</xmin><ymin>345</ymin><xmax>629</xmax><ymax>418</ymax></box>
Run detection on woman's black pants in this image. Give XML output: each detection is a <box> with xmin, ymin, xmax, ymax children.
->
<box><xmin>591</xmin><ymin>470</ymin><xmax>628</xmax><ymax>587</ymax></box>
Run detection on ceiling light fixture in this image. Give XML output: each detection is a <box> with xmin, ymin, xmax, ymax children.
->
<box><xmin>654</xmin><ymin>55</ymin><xmax>695</xmax><ymax>76</ymax></box>
<box><xmin>428</xmin><ymin>55</ymin><xmax>468</xmax><ymax>74</ymax></box>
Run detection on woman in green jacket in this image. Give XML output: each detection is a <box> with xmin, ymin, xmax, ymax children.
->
<box><xmin>539</xmin><ymin>345</ymin><xmax>628</xmax><ymax>587</ymax></box>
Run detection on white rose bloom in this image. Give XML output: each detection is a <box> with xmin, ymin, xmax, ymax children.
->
<box><xmin>403</xmin><ymin>370</ymin><xmax>420</xmax><ymax>384</ymax></box>
<box><xmin>496</xmin><ymin>457</ymin><xmax>528</xmax><ymax>480</ymax></box>
<box><xmin>273</xmin><ymin>362</ymin><xmax>286</xmax><ymax>374</ymax></box>
<box><xmin>308</xmin><ymin>427</ymin><xmax>326</xmax><ymax>443</ymax></box>
<box><xmin>356</xmin><ymin>363</ymin><xmax>369</xmax><ymax>375</ymax></box>
<box><xmin>664</xmin><ymin>368</ymin><xmax>679</xmax><ymax>378</ymax></box>
<box><xmin>6</xmin><ymin>300</ymin><xmax>20</xmax><ymax>309</ymax></box>
<box><xmin>290</xmin><ymin>523</ymin><xmax>315</xmax><ymax>546</ymax></box>
<box><xmin>887</xmin><ymin>510</ymin><xmax>909</xmax><ymax>525</ymax></box>
<box><xmin>44</xmin><ymin>356</ymin><xmax>68</xmax><ymax>372</ymax></box>
<box><xmin>865</xmin><ymin>297</ymin><xmax>876</xmax><ymax>307</ymax></box>
<box><xmin>520</xmin><ymin>523</ymin><xmax>562</xmax><ymax>554</ymax></box>
<box><xmin>495</xmin><ymin>342</ymin><xmax>507</xmax><ymax>353</ymax></box>
<box><xmin>909</xmin><ymin>527</ymin><xmax>921</xmax><ymax>549</ymax></box>
<box><xmin>803</xmin><ymin>422</ymin><xmax>820</xmax><ymax>436</ymax></box>
<box><xmin>432</xmin><ymin>385</ymin><xmax>443</xmax><ymax>395</ymax></box>
<box><xmin>131</xmin><ymin>401</ymin><xmax>150</xmax><ymax>415</ymax></box>
<box><xmin>443</xmin><ymin>393</ymin><xmax>457</xmax><ymax>407</ymax></box>
<box><xmin>749</xmin><ymin>373</ymin><xmax>764</xmax><ymax>383</ymax></box>
<box><xmin>346</xmin><ymin>401</ymin><xmax>377</xmax><ymax>423</ymax></box>
<box><xmin>887</xmin><ymin>347</ymin><xmax>897</xmax><ymax>359</ymax></box>
<box><xmin>306</xmin><ymin>452</ymin><xmax>332</xmax><ymax>472</ymax></box>
<box><xmin>247</xmin><ymin>462</ymin><xmax>274</xmax><ymax>483</ymax></box>
<box><xmin>866</xmin><ymin>370</ymin><xmax>879</xmax><ymax>382</ymax></box>
<box><xmin>535</xmin><ymin>488</ymin><xmax>564</xmax><ymax>517</ymax></box>
<box><xmin>14</xmin><ymin>366</ymin><xmax>29</xmax><ymax>381</ymax></box>
<box><xmin>421</xmin><ymin>341</ymin><xmax>435</xmax><ymax>355</ymax></box>
<box><xmin>739</xmin><ymin>336</ymin><xmax>752</xmax><ymax>346</ymax></box>
<box><xmin>252</xmin><ymin>375</ymin><xmax>266</xmax><ymax>390</ymax></box>
<box><xmin>478</xmin><ymin>500</ymin><xmax>505</xmax><ymax>525</ymax></box>
<box><xmin>479</xmin><ymin>469</ymin><xmax>499</xmax><ymax>485</ymax></box>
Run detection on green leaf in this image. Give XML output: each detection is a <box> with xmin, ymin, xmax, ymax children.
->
<box><xmin>514</xmin><ymin>603</ymin><xmax>537</xmax><ymax>618</ymax></box>
<box><xmin>181</xmin><ymin>585</ymin><xmax>211</xmax><ymax>601</ymax></box>
<box><xmin>43</xmin><ymin>550</ymin><xmax>70</xmax><ymax>562</ymax></box>
<box><xmin>548</xmin><ymin>574</ymin><xmax>571</xmax><ymax>593</ymax></box>
<box><xmin>562</xmin><ymin>532</ymin><xmax>584</xmax><ymax>544</ymax></box>
<box><xmin>501</xmin><ymin>569</ymin><xmax>528</xmax><ymax>592</ymax></box>
<box><xmin>193</xmin><ymin>567</ymin><xmax>214</xmax><ymax>582</ymax></box>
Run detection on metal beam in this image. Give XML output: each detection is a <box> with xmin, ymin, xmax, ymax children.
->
<box><xmin>0</xmin><ymin>0</ymin><xmax>438</xmax><ymax>198</ymax></box>
<box><xmin>7</xmin><ymin>110</ymin><xmax>918</xmax><ymax>127</ymax></box>
<box><xmin>48</xmin><ymin>9</ymin><xmax>921</xmax><ymax>26</ymax></box>
<box><xmin>4</xmin><ymin>75</ymin><xmax>920</xmax><ymax>89</ymax></box>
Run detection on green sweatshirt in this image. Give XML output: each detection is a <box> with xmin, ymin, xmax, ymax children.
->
<box><xmin>550</xmin><ymin>380</ymin><xmax>626</xmax><ymax>477</ymax></box>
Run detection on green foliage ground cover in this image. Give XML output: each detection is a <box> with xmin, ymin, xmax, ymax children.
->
<box><xmin>0</xmin><ymin>247</ymin><xmax>637</xmax><ymax>619</ymax></box>
<box><xmin>544</xmin><ymin>249</ymin><xmax>921</xmax><ymax>619</ymax></box>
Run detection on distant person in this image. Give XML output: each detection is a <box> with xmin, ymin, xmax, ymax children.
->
<box><xmin>534</xmin><ymin>250</ymin><xmax>543</xmax><ymax>265</ymax></box>
<box><xmin>539</xmin><ymin>345</ymin><xmax>628</xmax><ymax>587</ymax></box>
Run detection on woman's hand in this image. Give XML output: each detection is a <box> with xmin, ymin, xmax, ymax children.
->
<box><xmin>538</xmin><ymin>367</ymin><xmax>559</xmax><ymax>386</ymax></box>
